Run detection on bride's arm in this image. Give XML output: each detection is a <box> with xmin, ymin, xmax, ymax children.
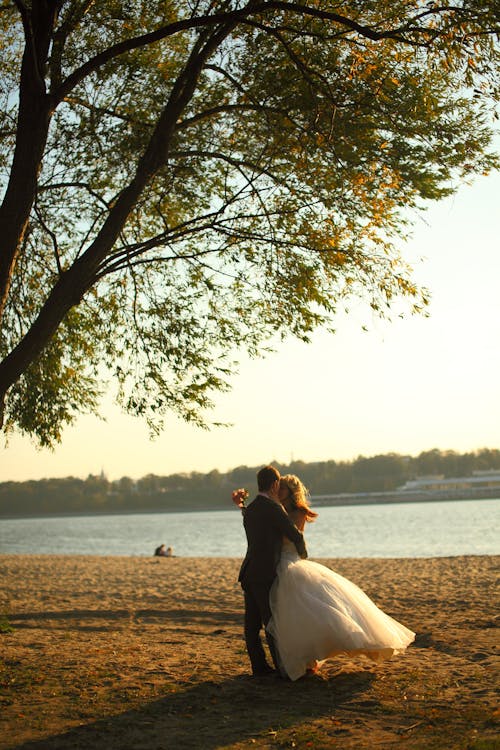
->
<box><xmin>289</xmin><ymin>508</ymin><xmax>307</xmax><ymax>532</ymax></box>
<box><xmin>270</xmin><ymin>502</ymin><xmax>307</xmax><ymax>558</ymax></box>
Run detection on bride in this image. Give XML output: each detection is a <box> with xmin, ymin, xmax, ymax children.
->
<box><xmin>267</xmin><ymin>474</ymin><xmax>415</xmax><ymax>681</ymax></box>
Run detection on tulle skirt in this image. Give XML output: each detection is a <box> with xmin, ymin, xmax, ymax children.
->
<box><xmin>268</xmin><ymin>549</ymin><xmax>415</xmax><ymax>681</ymax></box>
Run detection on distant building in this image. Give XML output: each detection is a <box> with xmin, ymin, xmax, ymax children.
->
<box><xmin>399</xmin><ymin>471</ymin><xmax>500</xmax><ymax>493</ymax></box>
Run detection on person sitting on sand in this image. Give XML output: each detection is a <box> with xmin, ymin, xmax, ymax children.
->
<box><xmin>154</xmin><ymin>544</ymin><xmax>167</xmax><ymax>556</ymax></box>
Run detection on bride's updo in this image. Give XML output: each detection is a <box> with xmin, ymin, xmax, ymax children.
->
<box><xmin>280</xmin><ymin>474</ymin><xmax>318</xmax><ymax>522</ymax></box>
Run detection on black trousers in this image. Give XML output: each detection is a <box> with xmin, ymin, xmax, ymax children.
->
<box><xmin>242</xmin><ymin>580</ymin><xmax>280</xmax><ymax>675</ymax></box>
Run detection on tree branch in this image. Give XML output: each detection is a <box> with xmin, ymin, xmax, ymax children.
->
<box><xmin>33</xmin><ymin>203</ymin><xmax>62</xmax><ymax>275</ymax></box>
<box><xmin>168</xmin><ymin>149</ymin><xmax>281</xmax><ymax>186</ymax></box>
<box><xmin>50</xmin><ymin>0</ymin><xmax>464</xmax><ymax>106</ymax></box>
<box><xmin>51</xmin><ymin>5</ymin><xmax>259</xmax><ymax>104</ymax></box>
<box><xmin>176</xmin><ymin>102</ymin><xmax>286</xmax><ymax>130</ymax></box>
<box><xmin>258</xmin><ymin>2</ymin><xmax>486</xmax><ymax>44</ymax></box>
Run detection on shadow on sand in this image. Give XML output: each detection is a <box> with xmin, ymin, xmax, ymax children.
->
<box><xmin>11</xmin><ymin>669</ymin><xmax>376</xmax><ymax>750</ymax></box>
<box><xmin>7</xmin><ymin>607</ymin><xmax>242</xmax><ymax>632</ymax></box>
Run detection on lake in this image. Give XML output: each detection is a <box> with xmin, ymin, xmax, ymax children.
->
<box><xmin>0</xmin><ymin>498</ymin><xmax>498</xmax><ymax>558</ymax></box>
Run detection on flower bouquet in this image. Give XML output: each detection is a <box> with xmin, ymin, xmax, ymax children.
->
<box><xmin>231</xmin><ymin>487</ymin><xmax>249</xmax><ymax>510</ymax></box>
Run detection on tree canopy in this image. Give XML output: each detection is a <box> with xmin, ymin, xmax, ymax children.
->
<box><xmin>0</xmin><ymin>0</ymin><xmax>498</xmax><ymax>446</ymax></box>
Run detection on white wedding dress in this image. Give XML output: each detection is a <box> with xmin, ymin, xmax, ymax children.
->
<box><xmin>268</xmin><ymin>540</ymin><xmax>415</xmax><ymax>681</ymax></box>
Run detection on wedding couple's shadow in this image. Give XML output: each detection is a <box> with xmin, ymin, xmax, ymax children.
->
<box><xmin>13</xmin><ymin>669</ymin><xmax>375</xmax><ymax>750</ymax></box>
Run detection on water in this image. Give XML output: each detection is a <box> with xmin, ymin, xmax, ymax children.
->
<box><xmin>0</xmin><ymin>498</ymin><xmax>498</xmax><ymax>558</ymax></box>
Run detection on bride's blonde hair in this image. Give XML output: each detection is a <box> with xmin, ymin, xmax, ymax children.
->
<box><xmin>280</xmin><ymin>474</ymin><xmax>318</xmax><ymax>522</ymax></box>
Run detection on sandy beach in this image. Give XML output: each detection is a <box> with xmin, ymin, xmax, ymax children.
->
<box><xmin>0</xmin><ymin>554</ymin><xmax>498</xmax><ymax>750</ymax></box>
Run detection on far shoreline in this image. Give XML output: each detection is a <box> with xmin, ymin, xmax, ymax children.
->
<box><xmin>1</xmin><ymin>492</ymin><xmax>498</xmax><ymax>521</ymax></box>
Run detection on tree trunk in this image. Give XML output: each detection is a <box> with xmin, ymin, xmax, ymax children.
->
<box><xmin>0</xmin><ymin>1</ymin><xmax>58</xmax><ymax>322</ymax></box>
<box><xmin>0</xmin><ymin>15</ymin><xmax>240</xmax><ymax>428</ymax></box>
<box><xmin>0</xmin><ymin>57</ymin><xmax>204</xmax><ymax>416</ymax></box>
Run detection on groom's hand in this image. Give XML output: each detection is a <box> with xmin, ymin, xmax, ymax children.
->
<box><xmin>231</xmin><ymin>488</ymin><xmax>248</xmax><ymax>511</ymax></box>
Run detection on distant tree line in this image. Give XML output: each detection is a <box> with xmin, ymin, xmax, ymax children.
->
<box><xmin>1</xmin><ymin>448</ymin><xmax>500</xmax><ymax>518</ymax></box>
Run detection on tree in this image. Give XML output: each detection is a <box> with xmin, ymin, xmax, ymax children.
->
<box><xmin>0</xmin><ymin>1</ymin><xmax>498</xmax><ymax>447</ymax></box>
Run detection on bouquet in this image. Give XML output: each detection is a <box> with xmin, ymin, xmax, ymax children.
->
<box><xmin>231</xmin><ymin>487</ymin><xmax>249</xmax><ymax>510</ymax></box>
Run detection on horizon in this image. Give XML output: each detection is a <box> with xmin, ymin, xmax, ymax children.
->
<box><xmin>1</xmin><ymin>444</ymin><xmax>499</xmax><ymax>485</ymax></box>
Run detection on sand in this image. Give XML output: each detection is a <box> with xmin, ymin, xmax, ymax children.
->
<box><xmin>0</xmin><ymin>555</ymin><xmax>498</xmax><ymax>750</ymax></box>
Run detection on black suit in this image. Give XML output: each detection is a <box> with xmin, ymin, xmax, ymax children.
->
<box><xmin>238</xmin><ymin>494</ymin><xmax>307</xmax><ymax>675</ymax></box>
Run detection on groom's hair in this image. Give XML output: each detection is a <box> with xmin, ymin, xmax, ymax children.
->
<box><xmin>257</xmin><ymin>465</ymin><xmax>280</xmax><ymax>492</ymax></box>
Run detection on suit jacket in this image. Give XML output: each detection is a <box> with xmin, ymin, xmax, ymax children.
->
<box><xmin>238</xmin><ymin>494</ymin><xmax>307</xmax><ymax>587</ymax></box>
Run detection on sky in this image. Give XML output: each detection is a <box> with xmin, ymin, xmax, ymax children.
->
<box><xmin>1</xmin><ymin>169</ymin><xmax>499</xmax><ymax>483</ymax></box>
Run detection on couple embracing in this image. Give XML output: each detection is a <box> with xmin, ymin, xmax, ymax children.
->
<box><xmin>233</xmin><ymin>465</ymin><xmax>415</xmax><ymax>681</ymax></box>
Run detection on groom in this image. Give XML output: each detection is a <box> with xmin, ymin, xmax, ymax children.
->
<box><xmin>238</xmin><ymin>465</ymin><xmax>307</xmax><ymax>677</ymax></box>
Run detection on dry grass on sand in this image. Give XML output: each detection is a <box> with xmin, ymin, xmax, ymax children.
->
<box><xmin>0</xmin><ymin>555</ymin><xmax>498</xmax><ymax>750</ymax></box>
